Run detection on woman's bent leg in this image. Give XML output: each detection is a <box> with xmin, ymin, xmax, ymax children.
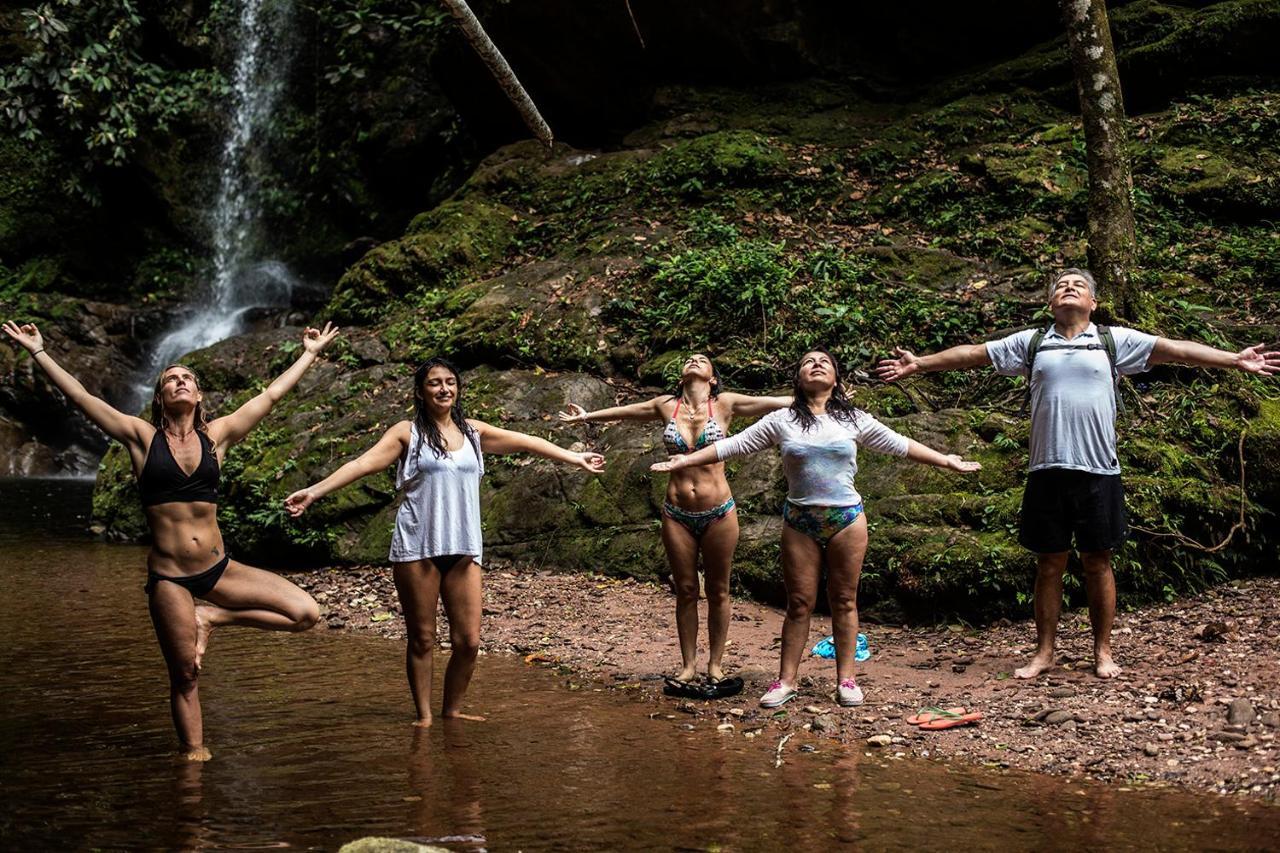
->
<box><xmin>393</xmin><ymin>561</ymin><xmax>443</xmax><ymax>726</ymax></box>
<box><xmin>439</xmin><ymin>559</ymin><xmax>484</xmax><ymax>721</ymax></box>
<box><xmin>148</xmin><ymin>584</ymin><xmax>210</xmax><ymax>760</ymax></box>
<box><xmin>779</xmin><ymin>525</ymin><xmax>822</xmax><ymax>686</ymax></box>
<box><xmin>194</xmin><ymin>560</ymin><xmax>320</xmax><ymax>668</ymax></box>
<box><xmin>660</xmin><ymin>516</ymin><xmax>702</xmax><ymax>682</ymax></box>
<box><xmin>699</xmin><ymin>509</ymin><xmax>739</xmax><ymax>680</ymax></box>
<box><xmin>825</xmin><ymin>515</ymin><xmax>869</xmax><ymax>687</ymax></box>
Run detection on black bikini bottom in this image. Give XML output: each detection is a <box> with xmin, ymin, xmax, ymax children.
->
<box><xmin>145</xmin><ymin>554</ymin><xmax>230</xmax><ymax>598</ymax></box>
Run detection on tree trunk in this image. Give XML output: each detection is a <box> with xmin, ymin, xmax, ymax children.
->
<box><xmin>1060</xmin><ymin>0</ymin><xmax>1140</xmax><ymax>319</ymax></box>
<box><xmin>439</xmin><ymin>0</ymin><xmax>554</xmax><ymax>148</ymax></box>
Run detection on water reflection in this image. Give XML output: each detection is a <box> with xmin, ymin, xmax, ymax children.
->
<box><xmin>2</xmin><ymin>478</ymin><xmax>1278</xmax><ymax>851</ymax></box>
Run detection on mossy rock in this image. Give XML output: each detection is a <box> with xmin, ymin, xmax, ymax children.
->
<box><xmin>959</xmin><ymin>143</ymin><xmax>1085</xmax><ymax>200</ymax></box>
<box><xmin>326</xmin><ymin>197</ymin><xmax>517</xmax><ymax>323</ymax></box>
<box><xmin>1153</xmin><ymin>146</ymin><xmax>1280</xmax><ymax>216</ymax></box>
<box><xmin>1243</xmin><ymin>397</ymin><xmax>1280</xmax><ymax>514</ymax></box>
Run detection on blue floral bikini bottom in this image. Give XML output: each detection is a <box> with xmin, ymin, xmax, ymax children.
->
<box><xmin>782</xmin><ymin>500</ymin><xmax>864</xmax><ymax>548</ymax></box>
<box><xmin>662</xmin><ymin>497</ymin><xmax>737</xmax><ymax>539</ymax></box>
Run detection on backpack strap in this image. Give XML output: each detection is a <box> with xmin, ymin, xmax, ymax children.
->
<box><xmin>1021</xmin><ymin>325</ymin><xmax>1051</xmax><ymax>415</ymax></box>
<box><xmin>1095</xmin><ymin>324</ymin><xmax>1123</xmax><ymax>413</ymax></box>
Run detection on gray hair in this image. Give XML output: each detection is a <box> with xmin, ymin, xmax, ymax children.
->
<box><xmin>1049</xmin><ymin>267</ymin><xmax>1097</xmax><ymax>300</ymax></box>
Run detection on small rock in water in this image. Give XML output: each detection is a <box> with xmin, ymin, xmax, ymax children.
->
<box><xmin>867</xmin><ymin>734</ymin><xmax>893</xmax><ymax>747</ymax></box>
<box><xmin>1227</xmin><ymin>698</ymin><xmax>1256</xmax><ymax>727</ymax></box>
<box><xmin>812</xmin><ymin>715</ymin><xmax>838</xmax><ymax>732</ymax></box>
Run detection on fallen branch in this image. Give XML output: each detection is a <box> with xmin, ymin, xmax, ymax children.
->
<box><xmin>774</xmin><ymin>732</ymin><xmax>792</xmax><ymax>768</ymax></box>
<box><xmin>439</xmin><ymin>0</ymin><xmax>554</xmax><ymax>148</ymax></box>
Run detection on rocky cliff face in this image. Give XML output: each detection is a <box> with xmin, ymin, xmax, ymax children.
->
<box><xmin>4</xmin><ymin>0</ymin><xmax>1278</xmax><ymax>615</ymax></box>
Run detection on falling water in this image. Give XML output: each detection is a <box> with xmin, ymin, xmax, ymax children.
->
<box><xmin>133</xmin><ymin>0</ymin><xmax>298</xmax><ymax>405</ymax></box>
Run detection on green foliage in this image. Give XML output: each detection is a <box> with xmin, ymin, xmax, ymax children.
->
<box><xmin>0</xmin><ymin>0</ymin><xmax>227</xmax><ymax>201</ymax></box>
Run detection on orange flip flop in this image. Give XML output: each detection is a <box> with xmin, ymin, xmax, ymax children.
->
<box><xmin>918</xmin><ymin>710</ymin><xmax>983</xmax><ymax>730</ymax></box>
<box><xmin>907</xmin><ymin>706</ymin><xmax>967</xmax><ymax>725</ymax></box>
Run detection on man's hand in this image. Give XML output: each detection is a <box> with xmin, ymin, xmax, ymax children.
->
<box><xmin>1236</xmin><ymin>344</ymin><xmax>1280</xmax><ymax>376</ymax></box>
<box><xmin>874</xmin><ymin>347</ymin><xmax>921</xmax><ymax>383</ymax></box>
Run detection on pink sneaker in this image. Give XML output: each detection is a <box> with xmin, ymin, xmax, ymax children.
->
<box><xmin>836</xmin><ymin>678</ymin><xmax>864</xmax><ymax>707</ymax></box>
<box><xmin>760</xmin><ymin>680</ymin><xmax>798</xmax><ymax>708</ymax></box>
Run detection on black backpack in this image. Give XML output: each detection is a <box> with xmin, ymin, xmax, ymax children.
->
<box><xmin>1023</xmin><ymin>324</ymin><xmax>1122</xmax><ymax>415</ymax></box>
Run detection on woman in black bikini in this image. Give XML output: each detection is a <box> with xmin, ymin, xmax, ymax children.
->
<box><xmin>558</xmin><ymin>354</ymin><xmax>790</xmax><ymax>695</ymax></box>
<box><xmin>3</xmin><ymin>319</ymin><xmax>339</xmax><ymax>760</ymax></box>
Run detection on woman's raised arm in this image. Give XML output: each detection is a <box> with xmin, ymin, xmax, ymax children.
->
<box><xmin>557</xmin><ymin>397</ymin><xmax>664</xmax><ymax>424</ymax></box>
<box><xmin>720</xmin><ymin>391</ymin><xmax>793</xmax><ymax>418</ymax></box>
<box><xmin>210</xmin><ymin>323</ymin><xmax>340</xmax><ymax>448</ymax></box>
<box><xmin>470</xmin><ymin>419</ymin><xmax>605</xmax><ymax>473</ymax></box>
<box><xmin>284</xmin><ymin>420</ymin><xmax>410</xmax><ymax>516</ymax></box>
<box><xmin>3</xmin><ymin>321</ymin><xmax>149</xmax><ymax>449</ymax></box>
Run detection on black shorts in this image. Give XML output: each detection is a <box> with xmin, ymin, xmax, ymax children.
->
<box><xmin>1018</xmin><ymin>469</ymin><xmax>1127</xmax><ymax>554</ymax></box>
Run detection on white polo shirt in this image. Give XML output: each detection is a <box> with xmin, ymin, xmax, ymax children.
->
<box><xmin>986</xmin><ymin>323</ymin><xmax>1157</xmax><ymax>475</ymax></box>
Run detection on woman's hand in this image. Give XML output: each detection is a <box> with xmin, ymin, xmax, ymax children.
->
<box><xmin>558</xmin><ymin>402</ymin><xmax>588</xmax><ymax>423</ymax></box>
<box><xmin>2</xmin><ymin>321</ymin><xmax>44</xmax><ymax>353</ymax></box>
<box><xmin>302</xmin><ymin>322</ymin><xmax>341</xmax><ymax>355</ymax></box>
<box><xmin>650</xmin><ymin>455</ymin><xmax>688</xmax><ymax>473</ymax></box>
<box><xmin>574</xmin><ymin>451</ymin><xmax>606</xmax><ymax>473</ymax></box>
<box><xmin>945</xmin><ymin>455</ymin><xmax>982</xmax><ymax>473</ymax></box>
<box><xmin>283</xmin><ymin>488</ymin><xmax>319</xmax><ymax>517</ymax></box>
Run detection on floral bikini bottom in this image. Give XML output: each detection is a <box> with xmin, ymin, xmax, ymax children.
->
<box><xmin>662</xmin><ymin>497</ymin><xmax>737</xmax><ymax>539</ymax></box>
<box><xmin>782</xmin><ymin>500</ymin><xmax>864</xmax><ymax>548</ymax></box>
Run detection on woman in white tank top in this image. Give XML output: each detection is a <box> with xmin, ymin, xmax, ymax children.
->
<box><xmin>286</xmin><ymin>357</ymin><xmax>604</xmax><ymax>726</ymax></box>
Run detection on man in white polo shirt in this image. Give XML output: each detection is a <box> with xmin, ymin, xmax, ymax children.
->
<box><xmin>876</xmin><ymin>268</ymin><xmax>1279</xmax><ymax>678</ymax></box>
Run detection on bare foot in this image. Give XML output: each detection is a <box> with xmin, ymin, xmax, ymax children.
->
<box><xmin>707</xmin><ymin>665</ymin><xmax>726</xmax><ymax>682</ymax></box>
<box><xmin>673</xmin><ymin>666</ymin><xmax>697</xmax><ymax>683</ymax></box>
<box><xmin>411</xmin><ymin>716</ymin><xmax>433</xmax><ymax>728</ymax></box>
<box><xmin>441</xmin><ymin>711</ymin><xmax>486</xmax><ymax>722</ymax></box>
<box><xmin>1094</xmin><ymin>653</ymin><xmax>1122</xmax><ymax>679</ymax></box>
<box><xmin>193</xmin><ymin>605</ymin><xmax>216</xmax><ymax>672</ymax></box>
<box><xmin>181</xmin><ymin>746</ymin><xmax>212</xmax><ymax>762</ymax></box>
<box><xmin>1014</xmin><ymin>653</ymin><xmax>1054</xmax><ymax>679</ymax></box>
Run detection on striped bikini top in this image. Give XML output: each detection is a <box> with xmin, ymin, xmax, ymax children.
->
<box><xmin>662</xmin><ymin>397</ymin><xmax>727</xmax><ymax>455</ymax></box>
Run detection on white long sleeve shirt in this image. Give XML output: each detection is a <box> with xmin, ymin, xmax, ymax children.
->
<box><xmin>714</xmin><ymin>409</ymin><xmax>910</xmax><ymax>506</ymax></box>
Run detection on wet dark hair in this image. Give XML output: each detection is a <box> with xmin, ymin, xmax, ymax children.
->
<box><xmin>788</xmin><ymin>347</ymin><xmax>860</xmax><ymax>431</ymax></box>
<box><xmin>151</xmin><ymin>364</ymin><xmax>213</xmax><ymax>441</ymax></box>
<box><xmin>665</xmin><ymin>354</ymin><xmax>725</xmax><ymax>402</ymax></box>
<box><xmin>412</xmin><ymin>357</ymin><xmax>474</xmax><ymax>458</ymax></box>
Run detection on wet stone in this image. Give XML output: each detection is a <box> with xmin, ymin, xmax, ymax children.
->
<box><xmin>867</xmin><ymin>734</ymin><xmax>893</xmax><ymax>747</ymax></box>
<box><xmin>1227</xmin><ymin>698</ymin><xmax>1256</xmax><ymax>727</ymax></box>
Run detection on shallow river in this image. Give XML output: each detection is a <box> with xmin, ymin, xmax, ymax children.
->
<box><xmin>1</xmin><ymin>479</ymin><xmax>1276</xmax><ymax>851</ymax></box>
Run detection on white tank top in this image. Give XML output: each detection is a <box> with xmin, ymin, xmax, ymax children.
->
<box><xmin>388</xmin><ymin>422</ymin><xmax>484</xmax><ymax>564</ymax></box>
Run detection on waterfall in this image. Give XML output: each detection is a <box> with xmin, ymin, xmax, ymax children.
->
<box><xmin>133</xmin><ymin>0</ymin><xmax>298</xmax><ymax>405</ymax></box>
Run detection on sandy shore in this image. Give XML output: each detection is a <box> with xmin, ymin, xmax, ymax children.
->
<box><xmin>292</xmin><ymin>564</ymin><xmax>1280</xmax><ymax>800</ymax></box>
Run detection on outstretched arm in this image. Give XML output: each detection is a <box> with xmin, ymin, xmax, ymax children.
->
<box><xmin>720</xmin><ymin>391</ymin><xmax>793</xmax><ymax>418</ymax></box>
<box><xmin>650</xmin><ymin>443</ymin><xmax>719</xmax><ymax>473</ymax></box>
<box><xmin>558</xmin><ymin>397</ymin><xmax>663</xmax><ymax>424</ymax></box>
<box><xmin>903</xmin><ymin>439</ymin><xmax>982</xmax><ymax>472</ymax></box>
<box><xmin>284</xmin><ymin>421</ymin><xmax>409</xmax><ymax>516</ymax></box>
<box><xmin>470</xmin><ymin>420</ymin><xmax>605</xmax><ymax>473</ymax></box>
<box><xmin>210</xmin><ymin>323</ymin><xmax>340</xmax><ymax>448</ymax></box>
<box><xmin>1148</xmin><ymin>338</ymin><xmax>1280</xmax><ymax>375</ymax></box>
<box><xmin>2</xmin><ymin>321</ymin><xmax>148</xmax><ymax>447</ymax></box>
<box><xmin>875</xmin><ymin>343</ymin><xmax>991</xmax><ymax>383</ymax></box>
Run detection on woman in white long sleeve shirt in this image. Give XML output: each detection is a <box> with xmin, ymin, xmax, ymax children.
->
<box><xmin>654</xmin><ymin>349</ymin><xmax>981</xmax><ymax>709</ymax></box>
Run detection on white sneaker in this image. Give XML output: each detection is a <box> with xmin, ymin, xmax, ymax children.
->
<box><xmin>836</xmin><ymin>678</ymin><xmax>864</xmax><ymax>707</ymax></box>
<box><xmin>760</xmin><ymin>680</ymin><xmax>798</xmax><ymax>708</ymax></box>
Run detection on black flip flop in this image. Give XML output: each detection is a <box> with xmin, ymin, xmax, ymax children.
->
<box><xmin>662</xmin><ymin>675</ymin><xmax>745</xmax><ymax>700</ymax></box>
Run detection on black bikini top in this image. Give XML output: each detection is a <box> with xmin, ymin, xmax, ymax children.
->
<box><xmin>138</xmin><ymin>429</ymin><xmax>220</xmax><ymax>507</ymax></box>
